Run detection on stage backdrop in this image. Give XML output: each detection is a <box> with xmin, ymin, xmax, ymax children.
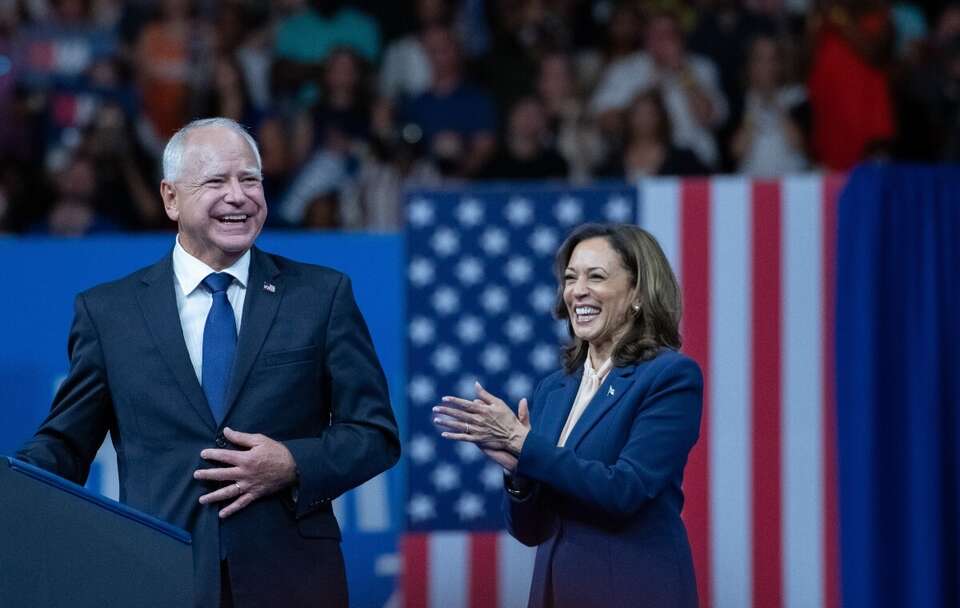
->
<box><xmin>0</xmin><ymin>232</ymin><xmax>405</xmax><ymax>608</ymax></box>
<box><xmin>402</xmin><ymin>175</ymin><xmax>844</xmax><ymax>608</ymax></box>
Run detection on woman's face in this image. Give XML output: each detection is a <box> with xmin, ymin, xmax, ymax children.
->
<box><xmin>562</xmin><ymin>237</ymin><xmax>636</xmax><ymax>352</ymax></box>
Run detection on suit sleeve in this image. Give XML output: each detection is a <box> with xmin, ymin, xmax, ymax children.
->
<box><xmin>503</xmin><ymin>377</ymin><xmax>558</xmax><ymax>547</ymax></box>
<box><xmin>515</xmin><ymin>357</ymin><xmax>702</xmax><ymax>520</ymax></box>
<box><xmin>16</xmin><ymin>293</ymin><xmax>113</xmax><ymax>484</ymax></box>
<box><xmin>283</xmin><ymin>275</ymin><xmax>400</xmax><ymax>517</ymax></box>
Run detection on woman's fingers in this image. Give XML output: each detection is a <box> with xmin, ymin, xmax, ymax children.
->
<box><xmin>518</xmin><ymin>398</ymin><xmax>530</xmax><ymax>427</ymax></box>
<box><xmin>433</xmin><ymin>405</ymin><xmax>483</xmax><ymax>424</ymax></box>
<box><xmin>474</xmin><ymin>382</ymin><xmax>505</xmax><ymax>407</ymax></box>
<box><xmin>440</xmin><ymin>395</ymin><xmax>485</xmax><ymax>412</ymax></box>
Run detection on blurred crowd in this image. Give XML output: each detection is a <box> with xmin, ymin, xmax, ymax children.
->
<box><xmin>0</xmin><ymin>0</ymin><xmax>957</xmax><ymax>234</ymax></box>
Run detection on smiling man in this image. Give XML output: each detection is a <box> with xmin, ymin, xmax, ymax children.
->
<box><xmin>16</xmin><ymin>118</ymin><xmax>400</xmax><ymax>607</ymax></box>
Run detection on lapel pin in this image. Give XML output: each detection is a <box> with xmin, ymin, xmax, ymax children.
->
<box><xmin>607</xmin><ymin>386</ymin><xmax>615</xmax><ymax>397</ymax></box>
<box><xmin>263</xmin><ymin>282</ymin><xmax>276</xmax><ymax>293</ymax></box>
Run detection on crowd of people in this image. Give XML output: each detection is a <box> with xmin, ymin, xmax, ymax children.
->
<box><xmin>0</xmin><ymin>0</ymin><xmax>957</xmax><ymax>233</ymax></box>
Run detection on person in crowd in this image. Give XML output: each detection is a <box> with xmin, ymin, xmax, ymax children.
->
<box><xmin>16</xmin><ymin>117</ymin><xmax>400</xmax><ymax>607</ymax></box>
<box><xmin>135</xmin><ymin>0</ymin><xmax>211</xmax><ymax>140</ymax></box>
<box><xmin>378</xmin><ymin>0</ymin><xmax>453</xmax><ymax>102</ymax></box>
<box><xmin>574</xmin><ymin>1</ymin><xmax>646</xmax><ymax>93</ymax></box>
<box><xmin>536</xmin><ymin>51</ymin><xmax>606</xmax><ymax>181</ymax></box>
<box><xmin>597</xmin><ymin>88</ymin><xmax>707</xmax><ymax>179</ymax></box>
<box><xmin>590</xmin><ymin>9</ymin><xmax>728</xmax><ymax>168</ymax></box>
<box><xmin>29</xmin><ymin>152</ymin><xmax>119</xmax><ymax>236</ymax></box>
<box><xmin>272</xmin><ymin>0</ymin><xmax>379</xmax><ymax>101</ymax></box>
<box><xmin>398</xmin><ymin>25</ymin><xmax>497</xmax><ymax>178</ymax></box>
<box><xmin>482</xmin><ymin>95</ymin><xmax>569</xmax><ymax>180</ymax></box>
<box><xmin>807</xmin><ymin>0</ymin><xmax>896</xmax><ymax>169</ymax></box>
<box><xmin>433</xmin><ymin>223</ymin><xmax>703</xmax><ymax>608</ymax></box>
<box><xmin>730</xmin><ymin>35</ymin><xmax>809</xmax><ymax>176</ymax></box>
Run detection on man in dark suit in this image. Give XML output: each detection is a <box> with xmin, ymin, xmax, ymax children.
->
<box><xmin>16</xmin><ymin>117</ymin><xmax>400</xmax><ymax>607</ymax></box>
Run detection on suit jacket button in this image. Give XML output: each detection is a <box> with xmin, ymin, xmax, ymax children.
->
<box><xmin>215</xmin><ymin>435</ymin><xmax>226</xmax><ymax>448</ymax></box>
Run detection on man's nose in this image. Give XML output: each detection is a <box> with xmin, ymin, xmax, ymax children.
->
<box><xmin>223</xmin><ymin>177</ymin><xmax>244</xmax><ymax>204</ymax></box>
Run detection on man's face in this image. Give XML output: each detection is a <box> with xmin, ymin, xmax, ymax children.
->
<box><xmin>161</xmin><ymin>126</ymin><xmax>267</xmax><ymax>270</ymax></box>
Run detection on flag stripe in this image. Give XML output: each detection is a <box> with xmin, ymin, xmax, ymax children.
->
<box><xmin>679</xmin><ymin>178</ymin><xmax>712</xmax><ymax>607</ymax></box>
<box><xmin>497</xmin><ymin>533</ymin><xmax>535</xmax><ymax>608</ymax></box>
<box><xmin>709</xmin><ymin>177</ymin><xmax>752</xmax><ymax>608</ymax></box>
<box><xmin>751</xmin><ymin>181</ymin><xmax>784</xmax><ymax>608</ymax></box>
<box><xmin>404</xmin><ymin>533</ymin><xmax>429</xmax><ymax>608</ymax></box>
<box><xmin>783</xmin><ymin>176</ymin><xmax>825</xmax><ymax>608</ymax></box>
<box><xmin>642</xmin><ymin>178</ymin><xmax>682</xmax><ymax>279</ymax></box>
<box><xmin>822</xmin><ymin>175</ymin><xmax>843</xmax><ymax>608</ymax></box>
<box><xmin>469</xmin><ymin>533</ymin><xmax>499</xmax><ymax>608</ymax></box>
<box><xmin>430</xmin><ymin>532</ymin><xmax>469</xmax><ymax>606</ymax></box>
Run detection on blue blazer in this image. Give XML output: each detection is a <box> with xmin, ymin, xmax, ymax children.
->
<box><xmin>506</xmin><ymin>349</ymin><xmax>702</xmax><ymax>608</ymax></box>
<box><xmin>16</xmin><ymin>247</ymin><xmax>400</xmax><ymax>607</ymax></box>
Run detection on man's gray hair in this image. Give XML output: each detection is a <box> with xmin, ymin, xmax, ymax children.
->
<box><xmin>162</xmin><ymin>117</ymin><xmax>262</xmax><ymax>182</ymax></box>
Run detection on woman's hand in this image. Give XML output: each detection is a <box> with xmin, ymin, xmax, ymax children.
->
<box><xmin>433</xmin><ymin>382</ymin><xmax>531</xmax><ymax>456</ymax></box>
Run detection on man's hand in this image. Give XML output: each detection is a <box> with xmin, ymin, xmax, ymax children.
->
<box><xmin>194</xmin><ymin>427</ymin><xmax>298</xmax><ymax>519</ymax></box>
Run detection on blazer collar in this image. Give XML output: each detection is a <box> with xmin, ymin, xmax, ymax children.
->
<box><xmin>137</xmin><ymin>253</ymin><xmax>216</xmax><ymax>431</ymax></box>
<box><xmin>220</xmin><ymin>246</ymin><xmax>282</xmax><ymax>424</ymax></box>
<box><xmin>539</xmin><ymin>363</ymin><xmax>639</xmax><ymax>449</ymax></box>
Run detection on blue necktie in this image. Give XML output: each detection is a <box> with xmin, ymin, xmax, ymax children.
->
<box><xmin>201</xmin><ymin>272</ymin><xmax>237</xmax><ymax>424</ymax></box>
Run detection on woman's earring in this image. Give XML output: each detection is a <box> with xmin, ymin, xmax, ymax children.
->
<box><xmin>632</xmin><ymin>303</ymin><xmax>641</xmax><ymax>315</ymax></box>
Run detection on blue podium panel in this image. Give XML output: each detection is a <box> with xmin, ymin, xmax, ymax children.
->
<box><xmin>0</xmin><ymin>457</ymin><xmax>193</xmax><ymax>607</ymax></box>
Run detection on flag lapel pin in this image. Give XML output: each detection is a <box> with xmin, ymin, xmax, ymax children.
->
<box><xmin>263</xmin><ymin>282</ymin><xmax>276</xmax><ymax>293</ymax></box>
<box><xmin>607</xmin><ymin>386</ymin><xmax>615</xmax><ymax>397</ymax></box>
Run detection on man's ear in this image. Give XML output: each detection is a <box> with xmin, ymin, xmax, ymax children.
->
<box><xmin>160</xmin><ymin>180</ymin><xmax>179</xmax><ymax>221</ymax></box>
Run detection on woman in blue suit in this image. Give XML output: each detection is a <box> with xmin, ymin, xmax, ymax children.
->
<box><xmin>434</xmin><ymin>223</ymin><xmax>702</xmax><ymax>608</ymax></box>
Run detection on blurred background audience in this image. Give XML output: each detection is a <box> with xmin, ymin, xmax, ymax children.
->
<box><xmin>0</xmin><ymin>0</ymin><xmax>956</xmax><ymax>234</ymax></box>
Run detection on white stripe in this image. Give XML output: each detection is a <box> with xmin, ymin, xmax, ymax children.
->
<box><xmin>639</xmin><ymin>178</ymin><xmax>682</xmax><ymax>281</ymax></box>
<box><xmin>355</xmin><ymin>473</ymin><xmax>391</xmax><ymax>531</ymax></box>
<box><xmin>708</xmin><ymin>176</ymin><xmax>753</xmax><ymax>608</ymax></box>
<box><xmin>497</xmin><ymin>533</ymin><xmax>536</xmax><ymax>608</ymax></box>
<box><xmin>782</xmin><ymin>175</ymin><xmax>825</xmax><ymax>608</ymax></box>
<box><xmin>429</xmin><ymin>532</ymin><xmax>468</xmax><ymax>608</ymax></box>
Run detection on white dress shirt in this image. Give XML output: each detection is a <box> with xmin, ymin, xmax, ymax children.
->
<box><xmin>557</xmin><ymin>356</ymin><xmax>614</xmax><ymax>447</ymax></box>
<box><xmin>172</xmin><ymin>237</ymin><xmax>250</xmax><ymax>384</ymax></box>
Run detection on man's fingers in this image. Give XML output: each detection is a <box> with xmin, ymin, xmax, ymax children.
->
<box><xmin>194</xmin><ymin>466</ymin><xmax>243</xmax><ymax>481</ymax></box>
<box><xmin>219</xmin><ymin>493</ymin><xmax>255</xmax><ymax>519</ymax></box>
<box><xmin>200</xmin><ymin>448</ymin><xmax>245</xmax><ymax>465</ymax></box>
<box><xmin>223</xmin><ymin>426</ymin><xmax>263</xmax><ymax>447</ymax></box>
<box><xmin>199</xmin><ymin>483</ymin><xmax>243</xmax><ymax>505</ymax></box>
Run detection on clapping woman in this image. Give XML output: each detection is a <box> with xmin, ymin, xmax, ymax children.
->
<box><xmin>434</xmin><ymin>223</ymin><xmax>702</xmax><ymax>608</ymax></box>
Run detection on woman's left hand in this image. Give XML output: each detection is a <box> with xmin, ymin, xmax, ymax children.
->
<box><xmin>433</xmin><ymin>382</ymin><xmax>530</xmax><ymax>456</ymax></box>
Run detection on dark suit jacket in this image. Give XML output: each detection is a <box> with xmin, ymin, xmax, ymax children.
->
<box><xmin>506</xmin><ymin>350</ymin><xmax>702</xmax><ymax>608</ymax></box>
<box><xmin>17</xmin><ymin>247</ymin><xmax>400</xmax><ymax>607</ymax></box>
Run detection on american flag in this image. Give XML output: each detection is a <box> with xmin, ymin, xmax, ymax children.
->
<box><xmin>401</xmin><ymin>175</ymin><xmax>843</xmax><ymax>608</ymax></box>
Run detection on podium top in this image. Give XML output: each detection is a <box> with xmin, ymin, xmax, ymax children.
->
<box><xmin>4</xmin><ymin>456</ymin><xmax>191</xmax><ymax>545</ymax></box>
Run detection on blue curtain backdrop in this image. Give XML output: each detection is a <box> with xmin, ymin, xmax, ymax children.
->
<box><xmin>837</xmin><ymin>164</ymin><xmax>960</xmax><ymax>608</ymax></box>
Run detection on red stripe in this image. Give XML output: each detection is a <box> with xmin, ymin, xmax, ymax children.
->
<box><xmin>821</xmin><ymin>173</ymin><xmax>844</xmax><ymax>608</ymax></box>
<box><xmin>751</xmin><ymin>181</ymin><xmax>783</xmax><ymax>608</ymax></box>
<box><xmin>402</xmin><ymin>533</ymin><xmax>429</xmax><ymax>608</ymax></box>
<box><xmin>679</xmin><ymin>178</ymin><xmax>711</xmax><ymax>607</ymax></box>
<box><xmin>468</xmin><ymin>533</ymin><xmax>499</xmax><ymax>608</ymax></box>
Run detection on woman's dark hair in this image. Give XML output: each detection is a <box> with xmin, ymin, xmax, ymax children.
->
<box><xmin>553</xmin><ymin>223</ymin><xmax>682</xmax><ymax>373</ymax></box>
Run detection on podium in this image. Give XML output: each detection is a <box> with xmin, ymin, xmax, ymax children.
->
<box><xmin>0</xmin><ymin>457</ymin><xmax>194</xmax><ymax>607</ymax></box>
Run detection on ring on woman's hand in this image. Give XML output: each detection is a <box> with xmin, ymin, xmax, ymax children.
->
<box><xmin>235</xmin><ymin>482</ymin><xmax>243</xmax><ymax>493</ymax></box>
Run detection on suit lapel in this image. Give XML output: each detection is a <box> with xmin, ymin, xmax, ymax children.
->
<box><xmin>137</xmin><ymin>255</ymin><xmax>217</xmax><ymax>431</ymax></box>
<box><xmin>566</xmin><ymin>364</ymin><xmax>637</xmax><ymax>450</ymax></box>
<box><xmin>220</xmin><ymin>247</ymin><xmax>282</xmax><ymax>425</ymax></box>
<box><xmin>539</xmin><ymin>372</ymin><xmax>581</xmax><ymax>445</ymax></box>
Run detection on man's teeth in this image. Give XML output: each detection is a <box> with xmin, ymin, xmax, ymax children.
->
<box><xmin>219</xmin><ymin>215</ymin><xmax>248</xmax><ymax>223</ymax></box>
